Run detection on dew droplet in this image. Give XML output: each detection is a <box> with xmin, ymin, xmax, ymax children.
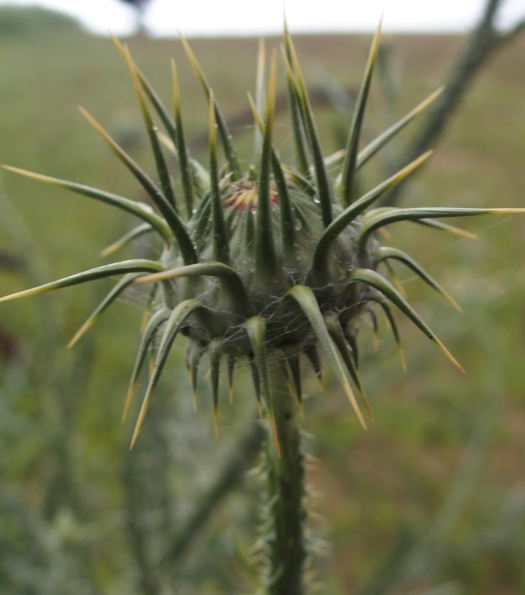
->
<box><xmin>294</xmin><ymin>219</ymin><xmax>302</xmax><ymax>231</ymax></box>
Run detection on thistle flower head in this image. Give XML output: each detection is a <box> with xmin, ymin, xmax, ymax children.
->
<box><xmin>3</xmin><ymin>25</ymin><xmax>524</xmax><ymax>451</ymax></box>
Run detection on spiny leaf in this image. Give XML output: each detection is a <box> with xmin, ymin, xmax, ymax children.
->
<box><xmin>2</xmin><ymin>166</ymin><xmax>171</xmax><ymax>241</ymax></box>
<box><xmin>282</xmin><ymin>42</ymin><xmax>334</xmax><ymax>227</ymax></box>
<box><xmin>376</xmin><ymin>247</ymin><xmax>462</xmax><ymax>311</ymax></box>
<box><xmin>100</xmin><ymin>223</ymin><xmax>153</xmax><ymax>258</ymax></box>
<box><xmin>192</xmin><ymin>192</ymin><xmax>212</xmax><ymax>250</ymax></box>
<box><xmin>247</xmin><ymin>92</ymin><xmax>296</xmax><ymax>259</ymax></box>
<box><xmin>68</xmin><ymin>273</ymin><xmax>142</xmax><ymax>348</ymax></box>
<box><xmin>350</xmin><ymin>269</ymin><xmax>462</xmax><ymax>373</ymax></box>
<box><xmin>78</xmin><ymin>107</ymin><xmax>198</xmax><ymax>265</ymax></box>
<box><xmin>187</xmin><ymin>341</ymin><xmax>206</xmax><ymax>411</ymax></box>
<box><xmin>281</xmin><ymin>165</ymin><xmax>317</xmax><ymax>198</ymax></box>
<box><xmin>358</xmin><ymin>207</ymin><xmax>525</xmax><ymax>257</ymax></box>
<box><xmin>135</xmin><ymin>262</ymin><xmax>254</xmax><ymax>320</ymax></box>
<box><xmin>111</xmin><ymin>34</ymin><xmax>177</xmax><ymax>144</ymax></box>
<box><xmin>357</xmin><ymin>87</ymin><xmax>444</xmax><ymax>170</ymax></box>
<box><xmin>172</xmin><ymin>59</ymin><xmax>195</xmax><ymax>218</ymax></box>
<box><xmin>0</xmin><ymin>260</ymin><xmax>164</xmax><ymax>303</ymax></box>
<box><xmin>249</xmin><ymin>356</ymin><xmax>263</xmax><ymax>419</ymax></box>
<box><xmin>122</xmin><ymin>308</ymin><xmax>171</xmax><ymax>422</ymax></box>
<box><xmin>131</xmin><ymin>299</ymin><xmax>203</xmax><ymax>448</ymax></box>
<box><xmin>253</xmin><ymin>37</ymin><xmax>266</xmax><ymax>158</ymax></box>
<box><xmin>179</xmin><ymin>31</ymin><xmax>241</xmax><ymax>179</ymax></box>
<box><xmin>342</xmin><ymin>18</ymin><xmax>382</xmax><ymax>205</ymax></box>
<box><xmin>367</xmin><ymin>293</ymin><xmax>406</xmax><ymax>371</ymax></box>
<box><xmin>283</xmin><ymin>22</ymin><xmax>310</xmax><ymax>177</ymax></box>
<box><xmin>227</xmin><ymin>355</ymin><xmax>236</xmax><ymax>404</ymax></box>
<box><xmin>287</xmin><ymin>352</ymin><xmax>304</xmax><ymax>419</ymax></box>
<box><xmin>287</xmin><ymin>286</ymin><xmax>366</xmax><ymax>428</ymax></box>
<box><xmin>304</xmin><ymin>343</ymin><xmax>323</xmax><ymax>387</ymax></box>
<box><xmin>368</xmin><ymin>306</ymin><xmax>379</xmax><ymax>349</ymax></box>
<box><xmin>324</xmin><ymin>312</ymin><xmax>373</xmax><ymax>418</ymax></box>
<box><xmin>383</xmin><ymin>258</ymin><xmax>407</xmax><ymax>298</ymax></box>
<box><xmin>209</xmin><ymin>339</ymin><xmax>223</xmax><ymax>438</ymax></box>
<box><xmin>313</xmin><ymin>152</ymin><xmax>432</xmax><ymax>280</ymax></box>
<box><xmin>246</xmin><ymin>316</ymin><xmax>281</xmax><ymax>457</ymax></box>
<box><xmin>415</xmin><ymin>218</ymin><xmax>478</xmax><ymax>239</ymax></box>
<box><xmin>123</xmin><ymin>45</ymin><xmax>177</xmax><ymax>210</ymax></box>
<box><xmin>255</xmin><ymin>53</ymin><xmax>278</xmax><ymax>284</ymax></box>
<box><xmin>208</xmin><ymin>91</ymin><xmax>230</xmax><ymax>265</ymax></box>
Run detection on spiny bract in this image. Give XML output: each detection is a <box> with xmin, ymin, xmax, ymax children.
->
<box><xmin>2</xmin><ymin>25</ymin><xmax>523</xmax><ymax>451</ymax></box>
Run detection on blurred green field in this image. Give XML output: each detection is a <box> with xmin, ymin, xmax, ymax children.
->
<box><xmin>0</xmin><ymin>6</ymin><xmax>524</xmax><ymax>595</ymax></box>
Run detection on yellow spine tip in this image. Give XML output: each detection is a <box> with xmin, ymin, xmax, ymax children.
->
<box><xmin>121</xmin><ymin>383</ymin><xmax>136</xmax><ymax>423</ymax></box>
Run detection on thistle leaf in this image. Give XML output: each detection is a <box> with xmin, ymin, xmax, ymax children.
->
<box><xmin>255</xmin><ymin>54</ymin><xmax>278</xmax><ymax>283</ymax></box>
<box><xmin>283</xmin><ymin>23</ymin><xmax>310</xmax><ymax>177</ymax></box>
<box><xmin>249</xmin><ymin>356</ymin><xmax>263</xmax><ymax>419</ymax></box>
<box><xmin>342</xmin><ymin>19</ymin><xmax>382</xmax><ymax>205</ymax></box>
<box><xmin>0</xmin><ymin>260</ymin><xmax>164</xmax><ymax>303</ymax></box>
<box><xmin>68</xmin><ymin>273</ymin><xmax>142</xmax><ymax>349</ymax></box>
<box><xmin>131</xmin><ymin>299</ymin><xmax>203</xmax><ymax>448</ymax></box>
<box><xmin>313</xmin><ymin>152</ymin><xmax>432</xmax><ymax>280</ymax></box>
<box><xmin>358</xmin><ymin>207</ymin><xmax>525</xmax><ymax>256</ymax></box>
<box><xmin>111</xmin><ymin>34</ymin><xmax>177</xmax><ymax>143</ymax></box>
<box><xmin>357</xmin><ymin>87</ymin><xmax>444</xmax><ymax>170</ymax></box>
<box><xmin>376</xmin><ymin>247</ymin><xmax>462</xmax><ymax>311</ymax></box>
<box><xmin>123</xmin><ymin>46</ymin><xmax>177</xmax><ymax>210</ymax></box>
<box><xmin>100</xmin><ymin>223</ymin><xmax>153</xmax><ymax>258</ymax></box>
<box><xmin>172</xmin><ymin>59</ymin><xmax>195</xmax><ymax>218</ymax></box>
<box><xmin>122</xmin><ymin>308</ymin><xmax>171</xmax><ymax>422</ymax></box>
<box><xmin>187</xmin><ymin>341</ymin><xmax>206</xmax><ymax>411</ymax></box>
<box><xmin>287</xmin><ymin>286</ymin><xmax>366</xmax><ymax>428</ymax></box>
<box><xmin>368</xmin><ymin>306</ymin><xmax>379</xmax><ymax>349</ymax></box>
<box><xmin>282</xmin><ymin>42</ymin><xmax>334</xmax><ymax>227</ymax></box>
<box><xmin>253</xmin><ymin>37</ymin><xmax>266</xmax><ymax>158</ymax></box>
<box><xmin>2</xmin><ymin>166</ymin><xmax>171</xmax><ymax>241</ymax></box>
<box><xmin>383</xmin><ymin>258</ymin><xmax>407</xmax><ymax>298</ymax></box>
<box><xmin>287</xmin><ymin>352</ymin><xmax>304</xmax><ymax>418</ymax></box>
<box><xmin>208</xmin><ymin>91</ymin><xmax>230</xmax><ymax>265</ymax></box>
<box><xmin>192</xmin><ymin>192</ymin><xmax>212</xmax><ymax>250</ymax></box>
<box><xmin>227</xmin><ymin>355</ymin><xmax>236</xmax><ymax>404</ymax></box>
<box><xmin>367</xmin><ymin>293</ymin><xmax>406</xmax><ymax>370</ymax></box>
<box><xmin>415</xmin><ymin>218</ymin><xmax>478</xmax><ymax>239</ymax></box>
<box><xmin>304</xmin><ymin>344</ymin><xmax>323</xmax><ymax>386</ymax></box>
<box><xmin>209</xmin><ymin>339</ymin><xmax>223</xmax><ymax>438</ymax></box>
<box><xmin>246</xmin><ymin>316</ymin><xmax>281</xmax><ymax>457</ymax></box>
<box><xmin>134</xmin><ymin>262</ymin><xmax>254</xmax><ymax>319</ymax></box>
<box><xmin>350</xmin><ymin>269</ymin><xmax>463</xmax><ymax>373</ymax></box>
<box><xmin>78</xmin><ymin>108</ymin><xmax>198</xmax><ymax>265</ymax></box>
<box><xmin>324</xmin><ymin>312</ymin><xmax>372</xmax><ymax>418</ymax></box>
<box><xmin>179</xmin><ymin>32</ymin><xmax>241</xmax><ymax>179</ymax></box>
<box><xmin>247</xmin><ymin>92</ymin><xmax>296</xmax><ymax>259</ymax></box>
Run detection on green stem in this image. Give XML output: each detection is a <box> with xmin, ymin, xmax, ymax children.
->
<box><xmin>265</xmin><ymin>366</ymin><xmax>306</xmax><ymax>595</ymax></box>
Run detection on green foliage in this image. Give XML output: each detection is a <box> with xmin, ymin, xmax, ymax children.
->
<box><xmin>0</xmin><ymin>9</ymin><xmax>524</xmax><ymax>594</ymax></box>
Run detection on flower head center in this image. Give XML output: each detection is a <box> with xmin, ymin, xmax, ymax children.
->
<box><xmin>223</xmin><ymin>179</ymin><xmax>279</xmax><ymax>211</ymax></box>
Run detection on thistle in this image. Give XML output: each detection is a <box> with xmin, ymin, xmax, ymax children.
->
<box><xmin>1</xmin><ymin>24</ymin><xmax>523</xmax><ymax>594</ymax></box>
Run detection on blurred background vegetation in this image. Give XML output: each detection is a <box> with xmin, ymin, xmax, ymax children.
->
<box><xmin>0</xmin><ymin>5</ymin><xmax>524</xmax><ymax>594</ymax></box>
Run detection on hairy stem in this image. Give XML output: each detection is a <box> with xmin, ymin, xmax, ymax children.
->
<box><xmin>265</xmin><ymin>366</ymin><xmax>306</xmax><ymax>595</ymax></box>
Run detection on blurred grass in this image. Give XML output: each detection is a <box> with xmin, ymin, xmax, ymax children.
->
<box><xmin>0</xmin><ymin>6</ymin><xmax>524</xmax><ymax>595</ymax></box>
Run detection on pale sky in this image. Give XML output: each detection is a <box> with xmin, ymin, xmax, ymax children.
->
<box><xmin>0</xmin><ymin>0</ymin><xmax>523</xmax><ymax>36</ymax></box>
